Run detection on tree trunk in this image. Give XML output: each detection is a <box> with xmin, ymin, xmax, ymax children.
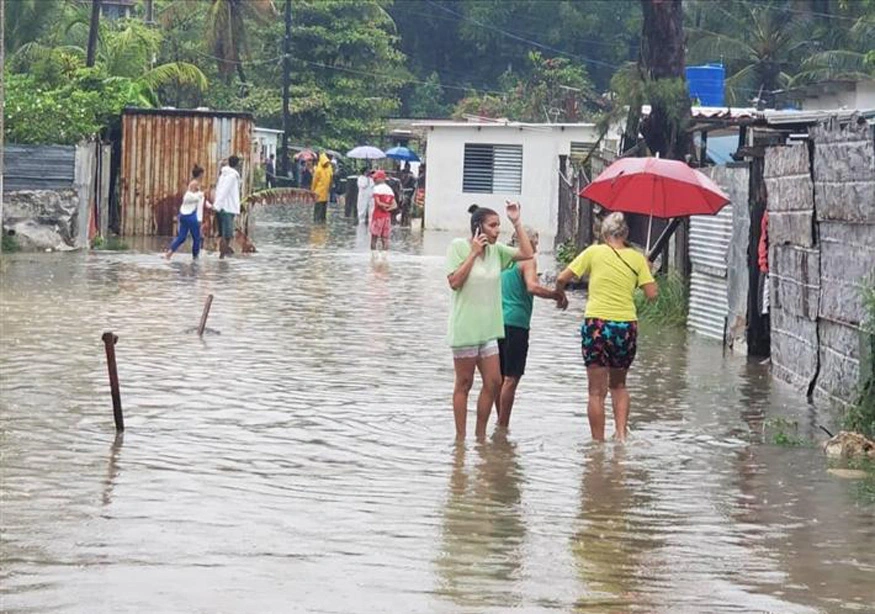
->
<box><xmin>639</xmin><ymin>0</ymin><xmax>691</xmax><ymax>161</ymax></box>
<box><xmin>86</xmin><ymin>0</ymin><xmax>102</xmax><ymax>68</ymax></box>
<box><xmin>236</xmin><ymin>63</ymin><xmax>249</xmax><ymax>94</ymax></box>
<box><xmin>280</xmin><ymin>0</ymin><xmax>292</xmax><ymax>178</ymax></box>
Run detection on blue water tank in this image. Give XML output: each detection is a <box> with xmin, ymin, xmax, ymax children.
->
<box><xmin>686</xmin><ymin>64</ymin><xmax>725</xmax><ymax>106</ymax></box>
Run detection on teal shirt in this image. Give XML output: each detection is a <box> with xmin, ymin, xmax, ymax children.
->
<box><xmin>501</xmin><ymin>262</ymin><xmax>533</xmax><ymax>330</ymax></box>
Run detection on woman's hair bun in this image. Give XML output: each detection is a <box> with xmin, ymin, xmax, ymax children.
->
<box><xmin>467</xmin><ymin>204</ymin><xmax>479</xmax><ymax>214</ymax></box>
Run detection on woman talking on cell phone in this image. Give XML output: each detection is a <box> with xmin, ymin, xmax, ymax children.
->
<box><xmin>446</xmin><ymin>202</ymin><xmax>533</xmax><ymax>440</ymax></box>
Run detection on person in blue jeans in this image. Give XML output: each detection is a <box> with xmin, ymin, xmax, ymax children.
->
<box><xmin>165</xmin><ymin>165</ymin><xmax>209</xmax><ymax>260</ymax></box>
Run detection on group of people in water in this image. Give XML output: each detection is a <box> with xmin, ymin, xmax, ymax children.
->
<box><xmin>446</xmin><ymin>203</ymin><xmax>658</xmax><ymax>442</ymax></box>
<box><xmin>163</xmin><ymin>159</ymin><xmax>657</xmax><ymax>442</ymax></box>
<box><xmin>164</xmin><ymin>157</ymin><xmax>242</xmax><ymax>261</ymax></box>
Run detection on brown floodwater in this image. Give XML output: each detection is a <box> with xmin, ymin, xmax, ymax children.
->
<box><xmin>1</xmin><ymin>203</ymin><xmax>873</xmax><ymax>613</ymax></box>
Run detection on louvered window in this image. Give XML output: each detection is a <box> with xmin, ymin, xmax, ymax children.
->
<box><xmin>463</xmin><ymin>144</ymin><xmax>522</xmax><ymax>194</ymax></box>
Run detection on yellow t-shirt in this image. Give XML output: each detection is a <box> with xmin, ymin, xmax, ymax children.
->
<box><xmin>567</xmin><ymin>244</ymin><xmax>655</xmax><ymax>321</ymax></box>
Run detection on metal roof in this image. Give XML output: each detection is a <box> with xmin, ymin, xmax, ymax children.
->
<box><xmin>641</xmin><ymin>104</ymin><xmax>875</xmax><ymax>127</ymax></box>
<box><xmin>123</xmin><ymin>106</ymin><xmax>254</xmax><ymax>120</ymax></box>
<box><xmin>412</xmin><ymin>119</ymin><xmax>597</xmax><ymax>129</ymax></box>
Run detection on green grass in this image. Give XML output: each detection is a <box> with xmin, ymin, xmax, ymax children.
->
<box><xmin>91</xmin><ymin>236</ymin><xmax>129</xmax><ymax>251</ymax></box>
<box><xmin>555</xmin><ymin>238</ymin><xmax>578</xmax><ymax>268</ymax></box>
<box><xmin>765</xmin><ymin>416</ymin><xmax>810</xmax><ymax>447</ymax></box>
<box><xmin>2</xmin><ymin>234</ymin><xmax>21</xmax><ymax>253</ymax></box>
<box><xmin>844</xmin><ymin>283</ymin><xmax>875</xmax><ymax>440</ymax></box>
<box><xmin>634</xmin><ymin>270</ymin><xmax>688</xmax><ymax>327</ymax></box>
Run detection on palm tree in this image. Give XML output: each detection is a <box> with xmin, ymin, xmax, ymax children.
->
<box><xmin>204</xmin><ymin>0</ymin><xmax>276</xmax><ymax>86</ymax></box>
<box><xmin>11</xmin><ymin>19</ymin><xmax>208</xmax><ymax>107</ymax></box>
<box><xmin>687</xmin><ymin>2</ymin><xmax>812</xmax><ymax>105</ymax></box>
<box><xmin>790</xmin><ymin>2</ymin><xmax>875</xmax><ymax>85</ymax></box>
<box><xmin>4</xmin><ymin>0</ymin><xmax>63</xmax><ymax>53</ymax></box>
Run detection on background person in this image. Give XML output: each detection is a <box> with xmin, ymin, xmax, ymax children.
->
<box><xmin>369</xmin><ymin>170</ymin><xmax>396</xmax><ymax>251</ymax></box>
<box><xmin>311</xmin><ymin>152</ymin><xmax>333</xmax><ymax>223</ymax></box>
<box><xmin>356</xmin><ymin>169</ymin><xmax>374</xmax><ymax>224</ymax></box>
<box><xmin>495</xmin><ymin>227</ymin><xmax>565</xmax><ymax>428</ymax></box>
<box><xmin>165</xmin><ymin>164</ymin><xmax>209</xmax><ymax>260</ymax></box>
<box><xmin>265</xmin><ymin>154</ymin><xmax>276</xmax><ymax>188</ymax></box>
<box><xmin>555</xmin><ymin>212</ymin><xmax>658</xmax><ymax>442</ymax></box>
<box><xmin>446</xmin><ymin>202</ymin><xmax>533</xmax><ymax>440</ymax></box>
<box><xmin>213</xmin><ymin>155</ymin><xmax>241</xmax><ymax>259</ymax></box>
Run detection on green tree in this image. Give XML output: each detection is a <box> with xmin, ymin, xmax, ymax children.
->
<box><xmin>3</xmin><ymin>0</ymin><xmax>63</xmax><ymax>53</ymax></box>
<box><xmin>199</xmin><ymin>0</ymin><xmax>408</xmax><ymax>150</ymax></box>
<box><xmin>204</xmin><ymin>0</ymin><xmax>276</xmax><ymax>85</ymax></box>
<box><xmin>687</xmin><ymin>1</ymin><xmax>812</xmax><ymax>104</ymax></box>
<box><xmin>389</xmin><ymin>0</ymin><xmax>640</xmax><ymax>112</ymax></box>
<box><xmin>407</xmin><ymin>71</ymin><xmax>450</xmax><ymax>118</ymax></box>
<box><xmin>453</xmin><ymin>52</ymin><xmax>599</xmax><ymax>123</ymax></box>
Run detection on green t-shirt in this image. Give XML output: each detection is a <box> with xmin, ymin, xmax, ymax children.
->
<box><xmin>446</xmin><ymin>238</ymin><xmax>518</xmax><ymax>347</ymax></box>
<box><xmin>501</xmin><ymin>262</ymin><xmax>534</xmax><ymax>330</ymax></box>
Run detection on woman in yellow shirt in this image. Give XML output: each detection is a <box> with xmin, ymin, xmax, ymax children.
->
<box><xmin>555</xmin><ymin>213</ymin><xmax>658</xmax><ymax>442</ymax></box>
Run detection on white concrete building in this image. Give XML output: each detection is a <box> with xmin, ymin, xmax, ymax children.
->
<box><xmin>253</xmin><ymin>127</ymin><xmax>283</xmax><ymax>165</ymax></box>
<box><xmin>415</xmin><ymin>120</ymin><xmax>601</xmax><ymax>240</ymax></box>
<box><xmin>782</xmin><ymin>78</ymin><xmax>875</xmax><ymax>111</ymax></box>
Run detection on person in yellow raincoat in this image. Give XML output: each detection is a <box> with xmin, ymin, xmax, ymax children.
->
<box><xmin>311</xmin><ymin>152</ymin><xmax>334</xmax><ymax>223</ymax></box>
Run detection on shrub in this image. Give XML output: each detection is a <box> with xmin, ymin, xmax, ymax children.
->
<box><xmin>634</xmin><ymin>270</ymin><xmax>688</xmax><ymax>327</ymax></box>
<box><xmin>844</xmin><ymin>284</ymin><xmax>875</xmax><ymax>439</ymax></box>
<box><xmin>555</xmin><ymin>238</ymin><xmax>579</xmax><ymax>268</ymax></box>
<box><xmin>2</xmin><ymin>233</ymin><xmax>21</xmax><ymax>253</ymax></box>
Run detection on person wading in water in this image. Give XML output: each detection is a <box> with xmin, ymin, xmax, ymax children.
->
<box><xmin>495</xmin><ymin>226</ymin><xmax>566</xmax><ymax>428</ymax></box>
<box><xmin>446</xmin><ymin>202</ymin><xmax>533</xmax><ymax>440</ymax></box>
<box><xmin>555</xmin><ymin>212</ymin><xmax>658</xmax><ymax>442</ymax></box>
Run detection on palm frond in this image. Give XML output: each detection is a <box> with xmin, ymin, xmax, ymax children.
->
<box><xmin>686</xmin><ymin>28</ymin><xmax>756</xmax><ymax>65</ymax></box>
<box><xmin>793</xmin><ymin>49</ymin><xmax>874</xmax><ymax>84</ymax></box>
<box><xmin>139</xmin><ymin>62</ymin><xmax>209</xmax><ymax>93</ymax></box>
<box><xmin>723</xmin><ymin>63</ymin><xmax>758</xmax><ymax>106</ymax></box>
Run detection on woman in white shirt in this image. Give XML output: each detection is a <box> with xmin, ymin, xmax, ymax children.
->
<box><xmin>165</xmin><ymin>165</ymin><xmax>209</xmax><ymax>260</ymax></box>
<box><xmin>356</xmin><ymin>170</ymin><xmax>374</xmax><ymax>224</ymax></box>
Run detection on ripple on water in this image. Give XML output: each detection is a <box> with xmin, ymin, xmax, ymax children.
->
<box><xmin>1</xmin><ymin>205</ymin><xmax>873</xmax><ymax>613</ymax></box>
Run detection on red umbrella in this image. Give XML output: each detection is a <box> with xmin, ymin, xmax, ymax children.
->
<box><xmin>294</xmin><ymin>149</ymin><xmax>317</xmax><ymax>162</ymax></box>
<box><xmin>580</xmin><ymin>157</ymin><xmax>729</xmax><ymax>218</ymax></box>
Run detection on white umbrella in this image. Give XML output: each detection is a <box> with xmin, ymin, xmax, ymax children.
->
<box><xmin>347</xmin><ymin>145</ymin><xmax>385</xmax><ymax>160</ymax></box>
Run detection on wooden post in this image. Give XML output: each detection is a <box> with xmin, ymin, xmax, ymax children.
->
<box><xmin>101</xmin><ymin>332</ymin><xmax>124</xmax><ymax>432</ymax></box>
<box><xmin>197</xmin><ymin>294</ymin><xmax>214</xmax><ymax>337</ymax></box>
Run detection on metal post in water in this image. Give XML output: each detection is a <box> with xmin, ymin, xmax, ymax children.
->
<box><xmin>101</xmin><ymin>332</ymin><xmax>124</xmax><ymax>432</ymax></box>
<box><xmin>197</xmin><ymin>294</ymin><xmax>214</xmax><ymax>337</ymax></box>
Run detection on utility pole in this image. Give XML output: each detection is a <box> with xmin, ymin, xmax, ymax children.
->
<box><xmin>1</xmin><ymin>0</ymin><xmax>6</xmax><ymax>246</ymax></box>
<box><xmin>86</xmin><ymin>0</ymin><xmax>102</xmax><ymax>67</ymax></box>
<box><xmin>280</xmin><ymin>0</ymin><xmax>292</xmax><ymax>179</ymax></box>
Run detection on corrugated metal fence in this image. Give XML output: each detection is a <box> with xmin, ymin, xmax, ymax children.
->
<box><xmin>3</xmin><ymin>145</ymin><xmax>76</xmax><ymax>191</ymax></box>
<box><xmin>120</xmin><ymin>108</ymin><xmax>254</xmax><ymax>236</ymax></box>
<box><xmin>687</xmin><ymin>165</ymin><xmax>750</xmax><ymax>342</ymax></box>
<box><xmin>688</xmin><ymin>206</ymin><xmax>734</xmax><ymax>340</ymax></box>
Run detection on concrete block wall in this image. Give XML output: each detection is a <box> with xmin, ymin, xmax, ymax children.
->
<box><xmin>766</xmin><ymin>118</ymin><xmax>875</xmax><ymax>404</ymax></box>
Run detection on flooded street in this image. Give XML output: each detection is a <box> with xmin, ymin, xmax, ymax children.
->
<box><xmin>2</xmin><ymin>203</ymin><xmax>873</xmax><ymax>613</ymax></box>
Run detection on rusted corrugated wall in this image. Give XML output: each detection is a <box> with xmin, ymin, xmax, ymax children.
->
<box><xmin>120</xmin><ymin>108</ymin><xmax>254</xmax><ymax>236</ymax></box>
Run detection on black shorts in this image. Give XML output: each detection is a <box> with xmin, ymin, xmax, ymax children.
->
<box><xmin>498</xmin><ymin>325</ymin><xmax>530</xmax><ymax>378</ymax></box>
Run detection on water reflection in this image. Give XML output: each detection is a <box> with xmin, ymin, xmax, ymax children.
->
<box><xmin>436</xmin><ymin>434</ymin><xmax>525</xmax><ymax>608</ymax></box>
<box><xmin>571</xmin><ymin>446</ymin><xmax>655</xmax><ymax>613</ymax></box>
<box><xmin>1</xmin><ymin>204</ymin><xmax>873</xmax><ymax>613</ymax></box>
<box><xmin>102</xmin><ymin>433</ymin><xmax>124</xmax><ymax>507</ymax></box>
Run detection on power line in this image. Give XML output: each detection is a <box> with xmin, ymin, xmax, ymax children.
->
<box><xmin>424</xmin><ymin>0</ymin><xmax>621</xmax><ymax>70</ymax></box>
<box><xmin>731</xmin><ymin>0</ymin><xmax>875</xmax><ymax>25</ymax></box>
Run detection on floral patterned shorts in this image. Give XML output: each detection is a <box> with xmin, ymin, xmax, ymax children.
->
<box><xmin>580</xmin><ymin>319</ymin><xmax>638</xmax><ymax>369</ymax></box>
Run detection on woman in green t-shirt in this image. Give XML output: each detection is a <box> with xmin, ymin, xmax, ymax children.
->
<box><xmin>446</xmin><ymin>202</ymin><xmax>534</xmax><ymax>440</ymax></box>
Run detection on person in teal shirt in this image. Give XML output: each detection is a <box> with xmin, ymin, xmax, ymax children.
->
<box><xmin>446</xmin><ymin>202</ymin><xmax>533</xmax><ymax>440</ymax></box>
<box><xmin>496</xmin><ymin>227</ymin><xmax>566</xmax><ymax>428</ymax></box>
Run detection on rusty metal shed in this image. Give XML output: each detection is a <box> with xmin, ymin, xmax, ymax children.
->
<box><xmin>120</xmin><ymin>107</ymin><xmax>255</xmax><ymax>236</ymax></box>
